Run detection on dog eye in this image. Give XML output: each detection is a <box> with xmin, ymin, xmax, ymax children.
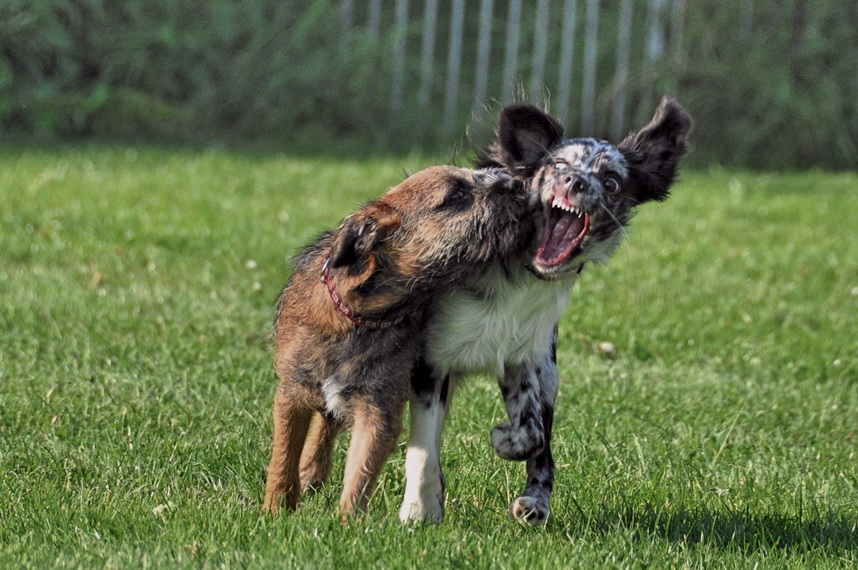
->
<box><xmin>449</xmin><ymin>189</ymin><xmax>467</xmax><ymax>201</ymax></box>
<box><xmin>444</xmin><ymin>188</ymin><xmax>470</xmax><ymax>205</ymax></box>
<box><xmin>440</xmin><ymin>180</ymin><xmax>474</xmax><ymax>210</ymax></box>
<box><xmin>554</xmin><ymin>161</ymin><xmax>568</xmax><ymax>171</ymax></box>
<box><xmin>604</xmin><ymin>176</ymin><xmax>621</xmax><ymax>192</ymax></box>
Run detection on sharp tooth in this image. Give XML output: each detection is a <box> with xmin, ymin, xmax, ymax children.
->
<box><xmin>552</xmin><ymin>197</ymin><xmax>586</xmax><ymax>218</ymax></box>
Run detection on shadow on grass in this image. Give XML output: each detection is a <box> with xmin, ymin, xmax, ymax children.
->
<box><xmin>562</xmin><ymin>502</ymin><xmax>858</xmax><ymax>554</ymax></box>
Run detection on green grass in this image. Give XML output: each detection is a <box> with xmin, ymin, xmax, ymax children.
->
<box><xmin>1</xmin><ymin>146</ymin><xmax>856</xmax><ymax>568</ymax></box>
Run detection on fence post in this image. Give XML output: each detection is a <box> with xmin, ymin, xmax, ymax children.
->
<box><xmin>502</xmin><ymin>0</ymin><xmax>522</xmax><ymax>103</ymax></box>
<box><xmin>339</xmin><ymin>0</ymin><xmax>353</xmax><ymax>61</ymax></box>
<box><xmin>368</xmin><ymin>0</ymin><xmax>381</xmax><ymax>40</ymax></box>
<box><xmin>390</xmin><ymin>0</ymin><xmax>409</xmax><ymax>120</ymax></box>
<box><xmin>418</xmin><ymin>0</ymin><xmax>439</xmax><ymax>136</ymax></box>
<box><xmin>641</xmin><ymin>0</ymin><xmax>666</xmax><ymax>121</ymax></box>
<box><xmin>581</xmin><ymin>0</ymin><xmax>600</xmax><ymax>135</ymax></box>
<box><xmin>443</xmin><ymin>0</ymin><xmax>466</xmax><ymax>136</ymax></box>
<box><xmin>668</xmin><ymin>0</ymin><xmax>687</xmax><ymax>96</ymax></box>
<box><xmin>473</xmin><ymin>0</ymin><xmax>495</xmax><ymax>112</ymax></box>
<box><xmin>740</xmin><ymin>0</ymin><xmax>753</xmax><ymax>42</ymax></box>
<box><xmin>556</xmin><ymin>0</ymin><xmax>578</xmax><ymax>123</ymax></box>
<box><xmin>611</xmin><ymin>0</ymin><xmax>633</xmax><ymax>140</ymax></box>
<box><xmin>529</xmin><ymin>0</ymin><xmax>552</xmax><ymax>104</ymax></box>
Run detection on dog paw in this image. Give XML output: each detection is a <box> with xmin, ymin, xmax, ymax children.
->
<box><xmin>261</xmin><ymin>499</ymin><xmax>279</xmax><ymax>514</ymax></box>
<box><xmin>399</xmin><ymin>475</ymin><xmax>445</xmax><ymax>524</ymax></box>
<box><xmin>398</xmin><ymin>499</ymin><xmax>445</xmax><ymax>525</ymax></box>
<box><xmin>509</xmin><ymin>496</ymin><xmax>550</xmax><ymax>527</ymax></box>
<box><xmin>299</xmin><ymin>472</ymin><xmax>326</xmax><ymax>494</ymax></box>
<box><xmin>491</xmin><ymin>423</ymin><xmax>544</xmax><ymax>461</ymax></box>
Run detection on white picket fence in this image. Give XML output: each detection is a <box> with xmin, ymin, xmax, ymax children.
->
<box><xmin>335</xmin><ymin>0</ymin><xmax>725</xmax><ymax>142</ymax></box>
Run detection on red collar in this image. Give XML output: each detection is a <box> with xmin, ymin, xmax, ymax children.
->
<box><xmin>321</xmin><ymin>257</ymin><xmax>405</xmax><ymax>330</ymax></box>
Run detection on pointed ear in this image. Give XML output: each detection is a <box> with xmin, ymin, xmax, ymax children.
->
<box><xmin>619</xmin><ymin>98</ymin><xmax>692</xmax><ymax>203</ymax></box>
<box><xmin>330</xmin><ymin>202</ymin><xmax>401</xmax><ymax>274</ymax></box>
<box><xmin>477</xmin><ymin>104</ymin><xmax>564</xmax><ymax>177</ymax></box>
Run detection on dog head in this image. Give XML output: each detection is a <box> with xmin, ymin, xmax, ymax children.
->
<box><xmin>478</xmin><ymin>98</ymin><xmax>691</xmax><ymax>280</ymax></box>
<box><xmin>326</xmin><ymin>166</ymin><xmax>534</xmax><ymax>319</ymax></box>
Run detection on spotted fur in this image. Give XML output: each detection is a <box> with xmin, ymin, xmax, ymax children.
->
<box><xmin>399</xmin><ymin>99</ymin><xmax>691</xmax><ymax>526</ymax></box>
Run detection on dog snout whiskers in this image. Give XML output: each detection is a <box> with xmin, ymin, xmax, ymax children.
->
<box><xmin>598</xmin><ymin>201</ymin><xmax>630</xmax><ymax>238</ymax></box>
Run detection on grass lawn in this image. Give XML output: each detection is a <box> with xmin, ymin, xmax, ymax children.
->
<box><xmin>1</xmin><ymin>145</ymin><xmax>856</xmax><ymax>568</ymax></box>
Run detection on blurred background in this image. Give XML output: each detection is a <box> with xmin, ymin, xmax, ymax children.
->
<box><xmin>1</xmin><ymin>0</ymin><xmax>855</xmax><ymax>169</ymax></box>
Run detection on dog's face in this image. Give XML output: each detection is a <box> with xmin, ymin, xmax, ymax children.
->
<box><xmin>327</xmin><ymin>166</ymin><xmax>533</xmax><ymax>314</ymax></box>
<box><xmin>479</xmin><ymin>98</ymin><xmax>692</xmax><ymax>280</ymax></box>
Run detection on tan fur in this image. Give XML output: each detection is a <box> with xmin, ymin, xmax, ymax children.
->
<box><xmin>338</xmin><ymin>398</ymin><xmax>405</xmax><ymax>514</ymax></box>
<box><xmin>263</xmin><ymin>388</ymin><xmax>315</xmax><ymax>512</ymax></box>
<box><xmin>298</xmin><ymin>413</ymin><xmax>341</xmax><ymax>491</ymax></box>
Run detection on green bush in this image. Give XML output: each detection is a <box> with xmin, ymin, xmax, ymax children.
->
<box><xmin>676</xmin><ymin>1</ymin><xmax>858</xmax><ymax>169</ymax></box>
<box><xmin>1</xmin><ymin>0</ymin><xmax>855</xmax><ymax>169</ymax></box>
<box><xmin>0</xmin><ymin>0</ymin><xmax>394</xmax><ymax>145</ymax></box>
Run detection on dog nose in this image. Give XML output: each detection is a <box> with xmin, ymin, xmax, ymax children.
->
<box><xmin>565</xmin><ymin>176</ymin><xmax>588</xmax><ymax>194</ymax></box>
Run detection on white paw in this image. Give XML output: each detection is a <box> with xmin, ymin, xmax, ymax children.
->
<box><xmin>398</xmin><ymin>497</ymin><xmax>445</xmax><ymax>524</ymax></box>
<box><xmin>509</xmin><ymin>496</ymin><xmax>550</xmax><ymax>527</ymax></box>
<box><xmin>399</xmin><ymin>473</ymin><xmax>445</xmax><ymax>524</ymax></box>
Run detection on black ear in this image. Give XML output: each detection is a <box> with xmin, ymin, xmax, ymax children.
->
<box><xmin>619</xmin><ymin>98</ymin><xmax>692</xmax><ymax>203</ymax></box>
<box><xmin>330</xmin><ymin>202</ymin><xmax>401</xmax><ymax>273</ymax></box>
<box><xmin>477</xmin><ymin>104</ymin><xmax>564</xmax><ymax>177</ymax></box>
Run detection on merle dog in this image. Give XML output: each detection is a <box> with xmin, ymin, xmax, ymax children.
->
<box><xmin>399</xmin><ymin>98</ymin><xmax>692</xmax><ymax>525</ymax></box>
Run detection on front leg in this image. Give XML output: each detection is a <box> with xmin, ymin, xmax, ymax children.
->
<box><xmin>492</xmin><ymin>357</ymin><xmax>557</xmax><ymax>462</ymax></box>
<box><xmin>399</xmin><ymin>360</ymin><xmax>455</xmax><ymax>524</ymax></box>
<box><xmin>496</xmin><ymin>330</ymin><xmax>559</xmax><ymax>526</ymax></box>
<box><xmin>339</xmin><ymin>398</ymin><xmax>405</xmax><ymax>520</ymax></box>
<box><xmin>508</xmin><ymin>404</ymin><xmax>555</xmax><ymax>526</ymax></box>
<box><xmin>263</xmin><ymin>385</ymin><xmax>315</xmax><ymax>513</ymax></box>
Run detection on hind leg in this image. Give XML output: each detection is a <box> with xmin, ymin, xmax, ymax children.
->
<box><xmin>299</xmin><ymin>412</ymin><xmax>342</xmax><ymax>491</ymax></box>
<box><xmin>263</xmin><ymin>386</ymin><xmax>314</xmax><ymax>513</ymax></box>
<box><xmin>338</xmin><ymin>398</ymin><xmax>405</xmax><ymax>519</ymax></box>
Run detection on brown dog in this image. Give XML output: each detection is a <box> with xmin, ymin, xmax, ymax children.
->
<box><xmin>262</xmin><ymin>166</ymin><xmax>534</xmax><ymax>519</ymax></box>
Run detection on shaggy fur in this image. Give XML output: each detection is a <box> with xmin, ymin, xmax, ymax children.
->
<box><xmin>262</xmin><ymin>166</ymin><xmax>534</xmax><ymax>519</ymax></box>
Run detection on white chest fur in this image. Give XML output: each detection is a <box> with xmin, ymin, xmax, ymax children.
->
<box><xmin>426</xmin><ymin>264</ymin><xmax>576</xmax><ymax>378</ymax></box>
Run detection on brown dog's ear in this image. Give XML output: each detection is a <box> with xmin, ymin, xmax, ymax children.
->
<box><xmin>330</xmin><ymin>201</ymin><xmax>401</xmax><ymax>274</ymax></box>
<box><xmin>619</xmin><ymin>98</ymin><xmax>692</xmax><ymax>203</ymax></box>
<box><xmin>477</xmin><ymin>104</ymin><xmax>564</xmax><ymax>177</ymax></box>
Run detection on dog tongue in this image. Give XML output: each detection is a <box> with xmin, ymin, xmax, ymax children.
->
<box><xmin>537</xmin><ymin>210</ymin><xmax>588</xmax><ymax>265</ymax></box>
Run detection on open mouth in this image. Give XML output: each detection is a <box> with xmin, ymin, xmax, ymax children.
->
<box><xmin>535</xmin><ymin>195</ymin><xmax>590</xmax><ymax>268</ymax></box>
